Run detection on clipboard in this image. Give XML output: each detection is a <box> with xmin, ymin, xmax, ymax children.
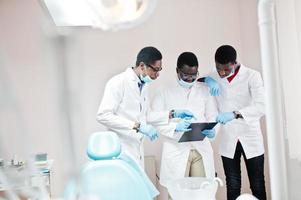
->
<box><xmin>178</xmin><ymin>122</ymin><xmax>218</xmax><ymax>143</ymax></box>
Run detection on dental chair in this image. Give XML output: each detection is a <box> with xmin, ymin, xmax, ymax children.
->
<box><xmin>65</xmin><ymin>131</ymin><xmax>159</xmax><ymax>200</ymax></box>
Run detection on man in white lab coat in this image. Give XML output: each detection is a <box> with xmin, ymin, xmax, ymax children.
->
<box><xmin>97</xmin><ymin>47</ymin><xmax>195</xmax><ymax>168</ymax></box>
<box><xmin>151</xmin><ymin>52</ymin><xmax>218</xmax><ymax>199</ymax></box>
<box><xmin>204</xmin><ymin>45</ymin><xmax>266</xmax><ymax>200</ymax></box>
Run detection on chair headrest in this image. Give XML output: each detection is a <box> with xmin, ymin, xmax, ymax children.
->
<box><xmin>87</xmin><ymin>131</ymin><xmax>121</xmax><ymax>160</ymax></box>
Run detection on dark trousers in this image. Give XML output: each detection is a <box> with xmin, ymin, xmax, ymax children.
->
<box><xmin>222</xmin><ymin>142</ymin><xmax>267</xmax><ymax>200</ymax></box>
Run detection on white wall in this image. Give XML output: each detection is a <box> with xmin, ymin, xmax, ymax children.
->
<box><xmin>0</xmin><ymin>0</ymin><xmax>73</xmax><ymax>194</ymax></box>
<box><xmin>0</xmin><ymin>0</ymin><xmax>270</xmax><ymax>199</ymax></box>
<box><xmin>274</xmin><ymin>0</ymin><xmax>301</xmax><ymax>199</ymax></box>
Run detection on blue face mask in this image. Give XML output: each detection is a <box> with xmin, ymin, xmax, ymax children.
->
<box><xmin>178</xmin><ymin>78</ymin><xmax>195</xmax><ymax>88</ymax></box>
<box><xmin>140</xmin><ymin>74</ymin><xmax>153</xmax><ymax>83</ymax></box>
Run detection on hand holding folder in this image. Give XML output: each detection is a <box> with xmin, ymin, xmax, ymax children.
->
<box><xmin>178</xmin><ymin>122</ymin><xmax>217</xmax><ymax>142</ymax></box>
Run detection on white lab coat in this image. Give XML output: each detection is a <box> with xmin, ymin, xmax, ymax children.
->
<box><xmin>151</xmin><ymin>80</ymin><xmax>218</xmax><ymax>187</ymax></box>
<box><xmin>97</xmin><ymin>68</ymin><xmax>169</xmax><ymax>167</ymax></box>
<box><xmin>210</xmin><ymin>64</ymin><xmax>265</xmax><ymax>159</ymax></box>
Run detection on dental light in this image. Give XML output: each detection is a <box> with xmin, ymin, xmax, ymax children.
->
<box><xmin>41</xmin><ymin>0</ymin><xmax>157</xmax><ymax>31</ymax></box>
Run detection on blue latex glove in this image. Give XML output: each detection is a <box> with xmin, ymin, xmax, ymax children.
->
<box><xmin>173</xmin><ymin>109</ymin><xmax>196</xmax><ymax>120</ymax></box>
<box><xmin>201</xmin><ymin>129</ymin><xmax>216</xmax><ymax>139</ymax></box>
<box><xmin>216</xmin><ymin>112</ymin><xmax>235</xmax><ymax>125</ymax></box>
<box><xmin>175</xmin><ymin>119</ymin><xmax>192</xmax><ymax>132</ymax></box>
<box><xmin>205</xmin><ymin>76</ymin><xmax>220</xmax><ymax>96</ymax></box>
<box><xmin>139</xmin><ymin>123</ymin><xmax>159</xmax><ymax>141</ymax></box>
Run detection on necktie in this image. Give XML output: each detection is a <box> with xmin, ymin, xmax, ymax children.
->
<box><xmin>138</xmin><ymin>81</ymin><xmax>145</xmax><ymax>92</ymax></box>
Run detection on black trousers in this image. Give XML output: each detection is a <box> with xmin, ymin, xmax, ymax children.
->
<box><xmin>222</xmin><ymin>142</ymin><xmax>267</xmax><ymax>200</ymax></box>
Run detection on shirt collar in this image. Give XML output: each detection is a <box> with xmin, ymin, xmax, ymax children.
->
<box><xmin>126</xmin><ymin>67</ymin><xmax>141</xmax><ymax>83</ymax></box>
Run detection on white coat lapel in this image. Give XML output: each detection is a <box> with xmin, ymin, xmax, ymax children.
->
<box><xmin>227</xmin><ymin>64</ymin><xmax>247</xmax><ymax>85</ymax></box>
<box><xmin>125</xmin><ymin>68</ymin><xmax>141</xmax><ymax>96</ymax></box>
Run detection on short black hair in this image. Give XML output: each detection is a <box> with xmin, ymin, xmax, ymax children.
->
<box><xmin>215</xmin><ymin>45</ymin><xmax>237</xmax><ymax>64</ymax></box>
<box><xmin>136</xmin><ymin>46</ymin><xmax>162</xmax><ymax>66</ymax></box>
<box><xmin>177</xmin><ymin>52</ymin><xmax>198</xmax><ymax>69</ymax></box>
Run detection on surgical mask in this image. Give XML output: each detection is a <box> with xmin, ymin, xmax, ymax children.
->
<box><xmin>222</xmin><ymin>67</ymin><xmax>235</xmax><ymax>79</ymax></box>
<box><xmin>140</xmin><ymin>74</ymin><xmax>153</xmax><ymax>83</ymax></box>
<box><xmin>178</xmin><ymin>78</ymin><xmax>195</xmax><ymax>89</ymax></box>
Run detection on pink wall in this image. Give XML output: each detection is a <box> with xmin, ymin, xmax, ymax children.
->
<box><xmin>0</xmin><ymin>0</ymin><xmax>270</xmax><ymax>199</ymax></box>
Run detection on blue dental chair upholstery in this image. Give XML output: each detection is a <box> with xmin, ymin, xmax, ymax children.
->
<box><xmin>66</xmin><ymin>131</ymin><xmax>159</xmax><ymax>200</ymax></box>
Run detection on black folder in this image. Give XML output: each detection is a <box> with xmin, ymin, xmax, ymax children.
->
<box><xmin>178</xmin><ymin>122</ymin><xmax>218</xmax><ymax>143</ymax></box>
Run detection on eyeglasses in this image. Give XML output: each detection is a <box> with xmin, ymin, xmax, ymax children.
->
<box><xmin>145</xmin><ymin>64</ymin><xmax>162</xmax><ymax>72</ymax></box>
<box><xmin>178</xmin><ymin>69</ymin><xmax>199</xmax><ymax>79</ymax></box>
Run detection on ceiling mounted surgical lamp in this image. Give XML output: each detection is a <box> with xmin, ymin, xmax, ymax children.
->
<box><xmin>41</xmin><ymin>0</ymin><xmax>157</xmax><ymax>31</ymax></box>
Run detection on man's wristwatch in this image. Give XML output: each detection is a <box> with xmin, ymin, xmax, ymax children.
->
<box><xmin>169</xmin><ymin>110</ymin><xmax>175</xmax><ymax>119</ymax></box>
<box><xmin>233</xmin><ymin>111</ymin><xmax>243</xmax><ymax>119</ymax></box>
<box><xmin>133</xmin><ymin>122</ymin><xmax>141</xmax><ymax>132</ymax></box>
